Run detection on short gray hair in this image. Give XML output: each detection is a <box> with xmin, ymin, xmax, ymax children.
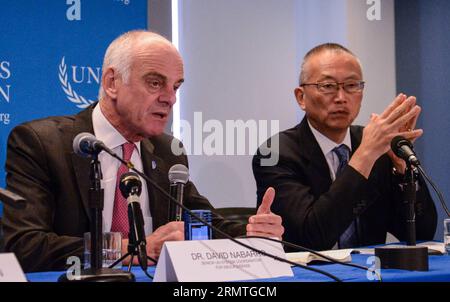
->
<box><xmin>98</xmin><ymin>30</ymin><xmax>169</xmax><ymax>100</ymax></box>
<box><xmin>299</xmin><ymin>43</ymin><xmax>361</xmax><ymax>85</ymax></box>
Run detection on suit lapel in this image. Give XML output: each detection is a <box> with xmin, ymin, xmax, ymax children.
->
<box><xmin>349</xmin><ymin>126</ymin><xmax>362</xmax><ymax>155</ymax></box>
<box><xmin>68</xmin><ymin>105</ymin><xmax>174</xmax><ymax>227</ymax></box>
<box><xmin>140</xmin><ymin>139</ymin><xmax>169</xmax><ymax>230</ymax></box>
<box><xmin>297</xmin><ymin>119</ymin><xmax>333</xmax><ymax>195</ymax></box>
<box><xmin>70</xmin><ymin>105</ymin><xmax>96</xmax><ymax>223</ymax></box>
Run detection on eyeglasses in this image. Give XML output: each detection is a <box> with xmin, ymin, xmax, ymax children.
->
<box><xmin>300</xmin><ymin>80</ymin><xmax>365</xmax><ymax>94</ymax></box>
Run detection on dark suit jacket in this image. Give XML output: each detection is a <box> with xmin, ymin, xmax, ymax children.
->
<box><xmin>3</xmin><ymin>105</ymin><xmax>244</xmax><ymax>272</ymax></box>
<box><xmin>253</xmin><ymin>118</ymin><xmax>437</xmax><ymax>251</ymax></box>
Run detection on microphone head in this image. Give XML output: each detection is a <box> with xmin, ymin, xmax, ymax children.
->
<box><xmin>391</xmin><ymin>135</ymin><xmax>413</xmax><ymax>158</ymax></box>
<box><xmin>73</xmin><ymin>132</ymin><xmax>101</xmax><ymax>158</ymax></box>
<box><xmin>168</xmin><ymin>164</ymin><xmax>189</xmax><ymax>184</ymax></box>
<box><xmin>119</xmin><ymin>172</ymin><xmax>142</xmax><ymax>198</ymax></box>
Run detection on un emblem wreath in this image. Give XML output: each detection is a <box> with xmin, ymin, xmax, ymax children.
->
<box><xmin>59</xmin><ymin>57</ymin><xmax>96</xmax><ymax>109</ymax></box>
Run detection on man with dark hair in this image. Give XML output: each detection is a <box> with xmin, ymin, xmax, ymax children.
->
<box><xmin>253</xmin><ymin>43</ymin><xmax>437</xmax><ymax>251</ymax></box>
<box><xmin>3</xmin><ymin>30</ymin><xmax>284</xmax><ymax>272</ymax></box>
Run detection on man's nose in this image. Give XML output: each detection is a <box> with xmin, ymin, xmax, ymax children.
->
<box><xmin>334</xmin><ymin>85</ymin><xmax>347</xmax><ymax>102</ymax></box>
<box><xmin>159</xmin><ymin>87</ymin><xmax>177</xmax><ymax>106</ymax></box>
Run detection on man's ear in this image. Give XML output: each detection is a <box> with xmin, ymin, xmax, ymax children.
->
<box><xmin>102</xmin><ymin>68</ymin><xmax>119</xmax><ymax>99</ymax></box>
<box><xmin>294</xmin><ymin>87</ymin><xmax>306</xmax><ymax>110</ymax></box>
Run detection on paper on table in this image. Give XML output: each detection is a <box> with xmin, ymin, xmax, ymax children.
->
<box><xmin>356</xmin><ymin>242</ymin><xmax>445</xmax><ymax>255</ymax></box>
<box><xmin>352</xmin><ymin>248</ymin><xmax>375</xmax><ymax>255</ymax></box>
<box><xmin>286</xmin><ymin>242</ymin><xmax>445</xmax><ymax>266</ymax></box>
<box><xmin>286</xmin><ymin>249</ymin><xmax>353</xmax><ymax>265</ymax></box>
<box><xmin>417</xmin><ymin>241</ymin><xmax>445</xmax><ymax>254</ymax></box>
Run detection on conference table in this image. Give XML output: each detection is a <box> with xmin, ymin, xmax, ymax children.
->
<box><xmin>26</xmin><ymin>253</ymin><xmax>450</xmax><ymax>282</ymax></box>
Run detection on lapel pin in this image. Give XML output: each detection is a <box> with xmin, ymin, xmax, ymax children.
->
<box><xmin>152</xmin><ymin>160</ymin><xmax>157</xmax><ymax>170</ymax></box>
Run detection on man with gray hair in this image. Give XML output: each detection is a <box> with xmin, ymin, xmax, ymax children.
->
<box><xmin>253</xmin><ymin>43</ymin><xmax>437</xmax><ymax>251</ymax></box>
<box><xmin>3</xmin><ymin>30</ymin><xmax>284</xmax><ymax>272</ymax></box>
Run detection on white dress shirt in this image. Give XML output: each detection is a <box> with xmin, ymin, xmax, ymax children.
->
<box><xmin>92</xmin><ymin>104</ymin><xmax>153</xmax><ymax>235</ymax></box>
<box><xmin>308</xmin><ymin>120</ymin><xmax>352</xmax><ymax>181</ymax></box>
<box><xmin>308</xmin><ymin>120</ymin><xmax>353</xmax><ymax>249</ymax></box>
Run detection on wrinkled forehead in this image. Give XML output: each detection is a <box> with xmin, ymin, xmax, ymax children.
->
<box><xmin>131</xmin><ymin>38</ymin><xmax>184</xmax><ymax>78</ymax></box>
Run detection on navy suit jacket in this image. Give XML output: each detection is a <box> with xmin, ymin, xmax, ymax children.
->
<box><xmin>253</xmin><ymin>118</ymin><xmax>437</xmax><ymax>251</ymax></box>
<box><xmin>3</xmin><ymin>104</ymin><xmax>244</xmax><ymax>272</ymax></box>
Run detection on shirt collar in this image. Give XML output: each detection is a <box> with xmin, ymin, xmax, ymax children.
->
<box><xmin>92</xmin><ymin>103</ymin><xmax>141</xmax><ymax>153</ymax></box>
<box><xmin>307</xmin><ymin>119</ymin><xmax>352</xmax><ymax>156</ymax></box>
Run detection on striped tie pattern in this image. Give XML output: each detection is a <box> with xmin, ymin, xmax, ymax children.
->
<box><xmin>110</xmin><ymin>142</ymin><xmax>135</xmax><ymax>239</ymax></box>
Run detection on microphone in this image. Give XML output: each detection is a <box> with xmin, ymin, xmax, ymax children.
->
<box><xmin>391</xmin><ymin>136</ymin><xmax>420</xmax><ymax>167</ymax></box>
<box><xmin>73</xmin><ymin>132</ymin><xmax>106</xmax><ymax>157</ymax></box>
<box><xmin>0</xmin><ymin>188</ymin><xmax>26</xmax><ymax>209</ymax></box>
<box><xmin>119</xmin><ymin>172</ymin><xmax>147</xmax><ymax>271</ymax></box>
<box><xmin>168</xmin><ymin>164</ymin><xmax>189</xmax><ymax>221</ymax></box>
<box><xmin>96</xmin><ymin>145</ymin><xmax>345</xmax><ymax>281</ymax></box>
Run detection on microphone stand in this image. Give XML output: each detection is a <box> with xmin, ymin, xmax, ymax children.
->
<box><xmin>90</xmin><ymin>153</ymin><xmax>104</xmax><ymax>270</ymax></box>
<box><xmin>98</xmin><ymin>145</ymin><xmax>344</xmax><ymax>281</ymax></box>
<box><xmin>108</xmin><ymin>198</ymin><xmax>157</xmax><ymax>274</ymax></box>
<box><xmin>72</xmin><ymin>136</ymin><xmax>344</xmax><ymax>281</ymax></box>
<box><xmin>405</xmin><ymin>165</ymin><xmax>417</xmax><ymax>246</ymax></box>
<box><xmin>375</xmin><ymin>164</ymin><xmax>428</xmax><ymax>271</ymax></box>
<box><xmin>108</xmin><ymin>229</ymin><xmax>157</xmax><ymax>274</ymax></box>
<box><xmin>58</xmin><ymin>153</ymin><xmax>135</xmax><ymax>282</ymax></box>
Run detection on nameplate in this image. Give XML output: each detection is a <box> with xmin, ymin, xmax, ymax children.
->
<box><xmin>0</xmin><ymin>253</ymin><xmax>27</xmax><ymax>282</ymax></box>
<box><xmin>154</xmin><ymin>238</ymin><xmax>293</xmax><ymax>282</ymax></box>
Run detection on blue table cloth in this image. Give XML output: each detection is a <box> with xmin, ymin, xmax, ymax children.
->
<box><xmin>26</xmin><ymin>254</ymin><xmax>450</xmax><ymax>282</ymax></box>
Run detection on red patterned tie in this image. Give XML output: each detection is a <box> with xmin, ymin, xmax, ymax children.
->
<box><xmin>110</xmin><ymin>142</ymin><xmax>136</xmax><ymax>239</ymax></box>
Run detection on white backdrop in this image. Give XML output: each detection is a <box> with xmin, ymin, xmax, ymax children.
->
<box><xmin>176</xmin><ymin>0</ymin><xmax>396</xmax><ymax>208</ymax></box>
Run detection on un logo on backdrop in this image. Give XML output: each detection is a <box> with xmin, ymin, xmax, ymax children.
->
<box><xmin>0</xmin><ymin>61</ymin><xmax>11</xmax><ymax>104</ymax></box>
<box><xmin>58</xmin><ymin>57</ymin><xmax>99</xmax><ymax>109</ymax></box>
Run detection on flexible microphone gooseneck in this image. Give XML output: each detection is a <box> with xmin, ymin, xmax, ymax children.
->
<box><xmin>108</xmin><ymin>152</ymin><xmax>341</xmax><ymax>281</ymax></box>
<box><xmin>390</xmin><ymin>136</ymin><xmax>450</xmax><ymax>216</ymax></box>
<box><xmin>74</xmin><ymin>133</ymin><xmax>377</xmax><ymax>281</ymax></box>
<box><xmin>243</xmin><ymin>236</ymin><xmax>382</xmax><ymax>281</ymax></box>
<box><xmin>119</xmin><ymin>172</ymin><xmax>148</xmax><ymax>272</ymax></box>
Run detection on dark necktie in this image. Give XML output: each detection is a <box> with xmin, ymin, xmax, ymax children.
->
<box><xmin>333</xmin><ymin>144</ymin><xmax>350</xmax><ymax>177</ymax></box>
<box><xmin>333</xmin><ymin>144</ymin><xmax>358</xmax><ymax>248</ymax></box>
